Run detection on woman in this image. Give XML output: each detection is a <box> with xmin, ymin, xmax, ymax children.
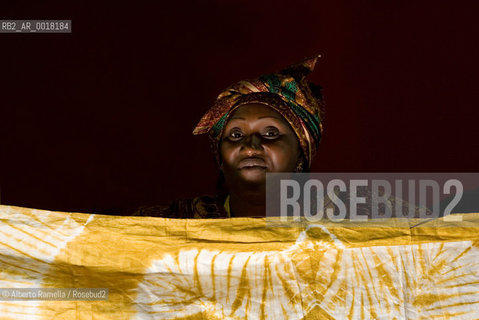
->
<box><xmin>134</xmin><ymin>55</ymin><xmax>324</xmax><ymax>218</ymax></box>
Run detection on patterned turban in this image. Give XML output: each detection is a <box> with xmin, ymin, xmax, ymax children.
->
<box><xmin>193</xmin><ymin>55</ymin><xmax>324</xmax><ymax>169</ymax></box>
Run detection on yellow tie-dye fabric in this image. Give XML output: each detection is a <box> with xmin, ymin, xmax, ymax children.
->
<box><xmin>1</xmin><ymin>205</ymin><xmax>479</xmax><ymax>319</ymax></box>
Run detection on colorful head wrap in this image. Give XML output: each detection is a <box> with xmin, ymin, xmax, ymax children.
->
<box><xmin>193</xmin><ymin>55</ymin><xmax>324</xmax><ymax>168</ymax></box>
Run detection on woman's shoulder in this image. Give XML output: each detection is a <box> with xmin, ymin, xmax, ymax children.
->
<box><xmin>132</xmin><ymin>194</ymin><xmax>229</xmax><ymax>219</ymax></box>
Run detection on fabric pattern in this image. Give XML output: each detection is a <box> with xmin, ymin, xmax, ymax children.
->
<box><xmin>192</xmin><ymin>55</ymin><xmax>324</xmax><ymax>168</ymax></box>
<box><xmin>0</xmin><ymin>205</ymin><xmax>478</xmax><ymax>319</ymax></box>
<box><xmin>133</xmin><ymin>195</ymin><xmax>229</xmax><ymax>219</ymax></box>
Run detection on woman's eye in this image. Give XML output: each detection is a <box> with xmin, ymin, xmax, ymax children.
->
<box><xmin>263</xmin><ymin>128</ymin><xmax>280</xmax><ymax>139</ymax></box>
<box><xmin>228</xmin><ymin>130</ymin><xmax>244</xmax><ymax>141</ymax></box>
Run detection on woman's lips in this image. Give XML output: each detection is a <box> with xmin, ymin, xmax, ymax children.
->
<box><xmin>238</xmin><ymin>158</ymin><xmax>267</xmax><ymax>169</ymax></box>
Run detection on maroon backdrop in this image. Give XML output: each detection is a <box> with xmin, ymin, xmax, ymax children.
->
<box><xmin>0</xmin><ymin>1</ymin><xmax>478</xmax><ymax>214</ymax></box>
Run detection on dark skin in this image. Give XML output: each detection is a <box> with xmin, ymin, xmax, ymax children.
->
<box><xmin>220</xmin><ymin>103</ymin><xmax>302</xmax><ymax>217</ymax></box>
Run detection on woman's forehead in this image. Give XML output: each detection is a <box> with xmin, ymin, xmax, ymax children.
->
<box><xmin>228</xmin><ymin>103</ymin><xmax>285</xmax><ymax>121</ymax></box>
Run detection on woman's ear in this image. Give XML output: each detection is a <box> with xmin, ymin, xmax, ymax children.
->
<box><xmin>295</xmin><ymin>155</ymin><xmax>305</xmax><ymax>172</ymax></box>
<box><xmin>295</xmin><ymin>161</ymin><xmax>303</xmax><ymax>172</ymax></box>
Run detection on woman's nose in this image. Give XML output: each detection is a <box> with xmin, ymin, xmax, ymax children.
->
<box><xmin>241</xmin><ymin>134</ymin><xmax>264</xmax><ymax>153</ymax></box>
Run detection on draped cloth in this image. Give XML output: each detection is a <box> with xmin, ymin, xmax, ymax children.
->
<box><xmin>193</xmin><ymin>55</ymin><xmax>324</xmax><ymax>168</ymax></box>
<box><xmin>1</xmin><ymin>204</ymin><xmax>479</xmax><ymax>319</ymax></box>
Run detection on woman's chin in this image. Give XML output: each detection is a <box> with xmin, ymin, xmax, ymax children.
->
<box><xmin>238</xmin><ymin>167</ymin><xmax>267</xmax><ymax>184</ymax></box>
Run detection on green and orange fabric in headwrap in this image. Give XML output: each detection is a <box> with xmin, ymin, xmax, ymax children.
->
<box><xmin>193</xmin><ymin>55</ymin><xmax>324</xmax><ymax>168</ymax></box>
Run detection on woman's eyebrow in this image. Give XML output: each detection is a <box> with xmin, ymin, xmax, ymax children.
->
<box><xmin>230</xmin><ymin>116</ymin><xmax>282</xmax><ymax>120</ymax></box>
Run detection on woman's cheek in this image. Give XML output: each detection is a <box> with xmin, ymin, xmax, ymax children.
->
<box><xmin>278</xmin><ymin>142</ymin><xmax>300</xmax><ymax>171</ymax></box>
<box><xmin>267</xmin><ymin>145</ymin><xmax>289</xmax><ymax>171</ymax></box>
<box><xmin>221</xmin><ymin>144</ymin><xmax>238</xmax><ymax>167</ymax></box>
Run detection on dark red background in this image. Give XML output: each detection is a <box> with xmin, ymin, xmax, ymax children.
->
<box><xmin>0</xmin><ymin>1</ymin><xmax>477</xmax><ymax>214</ymax></box>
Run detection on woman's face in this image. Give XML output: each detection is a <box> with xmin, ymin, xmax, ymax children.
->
<box><xmin>220</xmin><ymin>103</ymin><xmax>301</xmax><ymax>186</ymax></box>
